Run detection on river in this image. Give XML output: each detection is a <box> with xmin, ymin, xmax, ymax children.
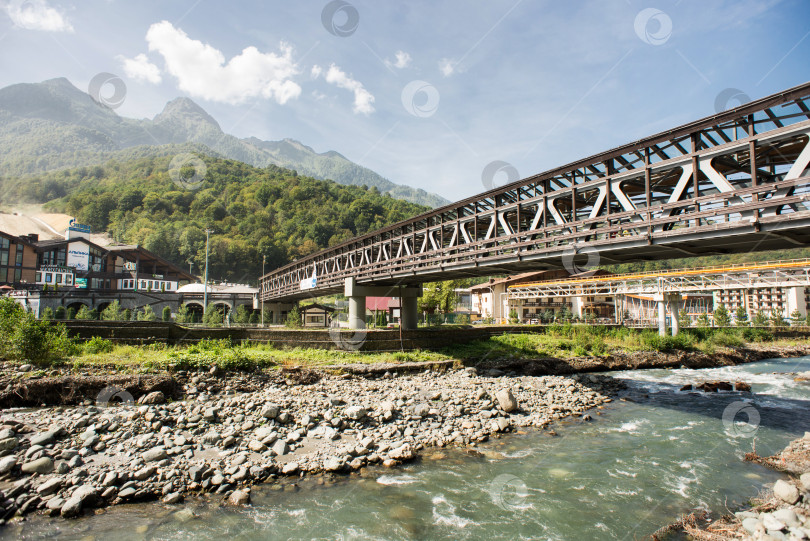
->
<box><xmin>7</xmin><ymin>355</ymin><xmax>810</xmax><ymax>540</ymax></box>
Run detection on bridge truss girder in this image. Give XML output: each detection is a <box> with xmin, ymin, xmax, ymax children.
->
<box><xmin>262</xmin><ymin>82</ymin><xmax>810</xmax><ymax>302</ymax></box>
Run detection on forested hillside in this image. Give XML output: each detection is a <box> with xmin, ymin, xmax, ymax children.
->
<box><xmin>1</xmin><ymin>154</ymin><xmax>428</xmax><ymax>282</ymax></box>
<box><xmin>0</xmin><ymin>78</ymin><xmax>449</xmax><ymax>208</ymax></box>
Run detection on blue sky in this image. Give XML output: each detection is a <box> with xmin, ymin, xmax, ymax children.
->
<box><xmin>1</xmin><ymin>0</ymin><xmax>809</xmax><ymax>202</ymax></box>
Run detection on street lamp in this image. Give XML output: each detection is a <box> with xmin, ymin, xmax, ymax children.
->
<box><xmin>203</xmin><ymin>228</ymin><xmax>212</xmax><ymax>318</ymax></box>
<box><xmin>261</xmin><ymin>255</ymin><xmax>266</xmax><ymax>327</ymax></box>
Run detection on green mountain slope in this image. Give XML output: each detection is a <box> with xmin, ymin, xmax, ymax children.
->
<box><xmin>5</xmin><ymin>154</ymin><xmax>429</xmax><ymax>282</ymax></box>
<box><xmin>0</xmin><ymin>78</ymin><xmax>449</xmax><ymax>208</ymax></box>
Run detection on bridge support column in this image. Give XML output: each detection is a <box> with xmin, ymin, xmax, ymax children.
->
<box><xmin>401</xmin><ymin>295</ymin><xmax>419</xmax><ymax>331</ymax></box>
<box><xmin>655</xmin><ymin>293</ymin><xmax>681</xmax><ymax>336</ymax></box>
<box><xmin>657</xmin><ymin>299</ymin><xmax>667</xmax><ymax>337</ymax></box>
<box><xmin>348</xmin><ymin>295</ymin><xmax>366</xmax><ymax>330</ymax></box>
<box><xmin>344</xmin><ymin>278</ymin><xmax>423</xmax><ymax>331</ymax></box>
<box><xmin>670</xmin><ymin>294</ymin><xmax>681</xmax><ymax>337</ymax></box>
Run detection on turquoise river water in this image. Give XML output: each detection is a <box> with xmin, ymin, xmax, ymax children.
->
<box><xmin>6</xmin><ymin>355</ymin><xmax>810</xmax><ymax>540</ymax></box>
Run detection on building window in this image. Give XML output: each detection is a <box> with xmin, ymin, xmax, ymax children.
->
<box><xmin>66</xmin><ymin>274</ymin><xmax>73</xmax><ymax>285</ymax></box>
<box><xmin>56</xmin><ymin>274</ymin><xmax>63</xmax><ymax>284</ymax></box>
<box><xmin>0</xmin><ymin>237</ymin><xmax>8</xmax><ymax>267</ymax></box>
<box><xmin>14</xmin><ymin>269</ymin><xmax>21</xmax><ymax>282</ymax></box>
<box><xmin>35</xmin><ymin>272</ymin><xmax>41</xmax><ymax>282</ymax></box>
<box><xmin>45</xmin><ymin>273</ymin><xmax>53</xmax><ymax>283</ymax></box>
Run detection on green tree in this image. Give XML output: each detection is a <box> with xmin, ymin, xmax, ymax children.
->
<box><xmin>66</xmin><ymin>307</ymin><xmax>76</xmax><ymax>320</ymax></box>
<box><xmin>55</xmin><ymin>306</ymin><xmax>66</xmax><ymax>320</ymax></box>
<box><xmin>713</xmin><ymin>305</ymin><xmax>731</xmax><ymax>327</ymax></box>
<box><xmin>203</xmin><ymin>304</ymin><xmax>223</xmax><ymax>326</ymax></box>
<box><xmin>790</xmin><ymin>309</ymin><xmax>803</xmax><ymax>326</ymax></box>
<box><xmin>0</xmin><ymin>298</ymin><xmax>74</xmax><ymax>363</ymax></box>
<box><xmin>234</xmin><ymin>304</ymin><xmax>250</xmax><ymax>325</ymax></box>
<box><xmin>697</xmin><ymin>311</ymin><xmax>710</xmax><ymax>328</ymax></box>
<box><xmin>123</xmin><ymin>308</ymin><xmax>132</xmax><ymax>321</ymax></box>
<box><xmin>249</xmin><ymin>312</ymin><xmax>259</xmax><ymax>324</ymax></box>
<box><xmin>101</xmin><ymin>300</ymin><xmax>123</xmax><ymax>321</ymax></box>
<box><xmin>770</xmin><ymin>308</ymin><xmax>787</xmax><ymax>327</ymax></box>
<box><xmin>162</xmin><ymin>306</ymin><xmax>172</xmax><ymax>322</ymax></box>
<box><xmin>752</xmin><ymin>310</ymin><xmax>769</xmax><ymax>326</ymax></box>
<box><xmin>508</xmin><ymin>308</ymin><xmax>519</xmax><ymax>324</ymax></box>
<box><xmin>678</xmin><ymin>309</ymin><xmax>691</xmax><ymax>329</ymax></box>
<box><xmin>175</xmin><ymin>304</ymin><xmax>190</xmax><ymax>324</ymax></box>
<box><xmin>42</xmin><ymin>307</ymin><xmax>54</xmax><ymax>320</ymax></box>
<box><xmin>735</xmin><ymin>306</ymin><xmax>749</xmax><ymax>326</ymax></box>
<box><xmin>75</xmin><ymin>305</ymin><xmax>94</xmax><ymax>320</ymax></box>
<box><xmin>285</xmin><ymin>305</ymin><xmax>302</xmax><ymax>328</ymax></box>
<box><xmin>137</xmin><ymin>305</ymin><xmax>157</xmax><ymax>321</ymax></box>
<box><xmin>559</xmin><ymin>306</ymin><xmax>573</xmax><ymax>321</ymax></box>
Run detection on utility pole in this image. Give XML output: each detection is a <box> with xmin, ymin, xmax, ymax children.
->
<box><xmin>203</xmin><ymin>228</ymin><xmax>212</xmax><ymax>318</ymax></box>
<box><xmin>261</xmin><ymin>255</ymin><xmax>266</xmax><ymax>327</ymax></box>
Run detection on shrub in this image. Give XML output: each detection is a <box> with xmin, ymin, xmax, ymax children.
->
<box><xmin>249</xmin><ymin>312</ymin><xmax>259</xmax><ymax>324</ymax></box>
<box><xmin>83</xmin><ymin>336</ymin><xmax>114</xmax><ymax>354</ymax></box>
<box><xmin>101</xmin><ymin>300</ymin><xmax>123</xmax><ymax>321</ymax></box>
<box><xmin>455</xmin><ymin>314</ymin><xmax>470</xmax><ymax>325</ymax></box>
<box><xmin>769</xmin><ymin>309</ymin><xmax>787</xmax><ymax>328</ymax></box>
<box><xmin>234</xmin><ymin>305</ymin><xmax>250</xmax><ymax>325</ymax></box>
<box><xmin>55</xmin><ymin>306</ymin><xmax>66</xmax><ymax>320</ymax></box>
<box><xmin>123</xmin><ymin>308</ymin><xmax>132</xmax><ymax>321</ymax></box>
<box><xmin>0</xmin><ymin>298</ymin><xmax>75</xmax><ymax>363</ymax></box>
<box><xmin>752</xmin><ymin>311</ymin><xmax>769</xmax><ymax>326</ymax></box>
<box><xmin>66</xmin><ymin>307</ymin><xmax>76</xmax><ymax>320</ymax></box>
<box><xmin>175</xmin><ymin>304</ymin><xmax>190</xmax><ymax>324</ymax></box>
<box><xmin>742</xmin><ymin>327</ymin><xmax>774</xmax><ymax>342</ymax></box>
<box><xmin>641</xmin><ymin>331</ymin><xmax>693</xmax><ymax>352</ymax></box>
<box><xmin>138</xmin><ymin>305</ymin><xmax>157</xmax><ymax>322</ymax></box>
<box><xmin>203</xmin><ymin>304</ymin><xmax>223</xmax><ymax>326</ymax></box>
<box><xmin>75</xmin><ymin>305</ymin><xmax>94</xmax><ymax>320</ymax></box>
<box><xmin>285</xmin><ymin>305</ymin><xmax>302</xmax><ymax>328</ymax></box>
<box><xmin>42</xmin><ymin>307</ymin><xmax>54</xmax><ymax>320</ymax></box>
<box><xmin>162</xmin><ymin>306</ymin><xmax>172</xmax><ymax>322</ymax></box>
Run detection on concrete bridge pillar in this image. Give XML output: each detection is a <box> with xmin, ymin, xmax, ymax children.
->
<box><xmin>348</xmin><ymin>295</ymin><xmax>366</xmax><ymax>330</ymax></box>
<box><xmin>345</xmin><ymin>278</ymin><xmax>422</xmax><ymax>331</ymax></box>
<box><xmin>655</xmin><ymin>293</ymin><xmax>682</xmax><ymax>336</ymax></box>
<box><xmin>401</xmin><ymin>295</ymin><xmax>419</xmax><ymax>331</ymax></box>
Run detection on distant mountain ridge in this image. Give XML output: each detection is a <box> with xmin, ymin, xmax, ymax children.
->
<box><xmin>0</xmin><ymin>78</ymin><xmax>449</xmax><ymax>208</ymax></box>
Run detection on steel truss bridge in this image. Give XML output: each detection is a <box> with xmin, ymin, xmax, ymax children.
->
<box><xmin>506</xmin><ymin>259</ymin><xmax>810</xmax><ymax>298</ymax></box>
<box><xmin>262</xmin><ymin>82</ymin><xmax>810</xmax><ymax>319</ymax></box>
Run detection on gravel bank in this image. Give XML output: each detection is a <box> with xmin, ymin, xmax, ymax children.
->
<box><xmin>0</xmin><ymin>367</ymin><xmax>623</xmax><ymax>523</ymax></box>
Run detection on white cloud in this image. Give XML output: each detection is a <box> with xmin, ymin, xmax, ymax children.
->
<box><xmin>438</xmin><ymin>58</ymin><xmax>455</xmax><ymax>77</ymax></box>
<box><xmin>5</xmin><ymin>0</ymin><xmax>73</xmax><ymax>32</ymax></box>
<box><xmin>323</xmin><ymin>64</ymin><xmax>375</xmax><ymax>115</ymax></box>
<box><xmin>385</xmin><ymin>50</ymin><xmax>411</xmax><ymax>70</ymax></box>
<box><xmin>118</xmin><ymin>53</ymin><xmax>162</xmax><ymax>84</ymax></box>
<box><xmin>310</xmin><ymin>65</ymin><xmax>322</xmax><ymax>79</ymax></box>
<box><xmin>144</xmin><ymin>20</ymin><xmax>301</xmax><ymax>105</ymax></box>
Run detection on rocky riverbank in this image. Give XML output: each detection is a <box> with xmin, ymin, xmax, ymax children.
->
<box><xmin>667</xmin><ymin>433</ymin><xmax>810</xmax><ymax>540</ymax></box>
<box><xmin>0</xmin><ymin>367</ymin><xmax>623</xmax><ymax>523</ymax></box>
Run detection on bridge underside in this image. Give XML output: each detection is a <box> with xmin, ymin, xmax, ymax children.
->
<box><xmin>262</xmin><ymin>81</ymin><xmax>810</xmax><ymax>304</ymax></box>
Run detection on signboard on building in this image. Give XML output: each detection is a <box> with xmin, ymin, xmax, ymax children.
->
<box><xmin>67</xmin><ymin>244</ymin><xmax>90</xmax><ymax>271</ymax></box>
<box><xmin>40</xmin><ymin>266</ymin><xmax>72</xmax><ymax>274</ymax></box>
<box><xmin>124</xmin><ymin>262</ymin><xmax>137</xmax><ymax>271</ymax></box>
<box><xmin>74</xmin><ymin>278</ymin><xmax>88</xmax><ymax>289</ymax></box>
<box><xmin>300</xmin><ymin>276</ymin><xmax>317</xmax><ymax>290</ymax></box>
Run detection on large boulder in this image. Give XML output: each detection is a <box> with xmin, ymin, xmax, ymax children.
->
<box><xmin>495</xmin><ymin>388</ymin><xmax>518</xmax><ymax>413</ymax></box>
<box><xmin>773</xmin><ymin>479</ymin><xmax>800</xmax><ymax>504</ymax></box>
<box><xmin>138</xmin><ymin>391</ymin><xmax>165</xmax><ymax>405</ymax></box>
